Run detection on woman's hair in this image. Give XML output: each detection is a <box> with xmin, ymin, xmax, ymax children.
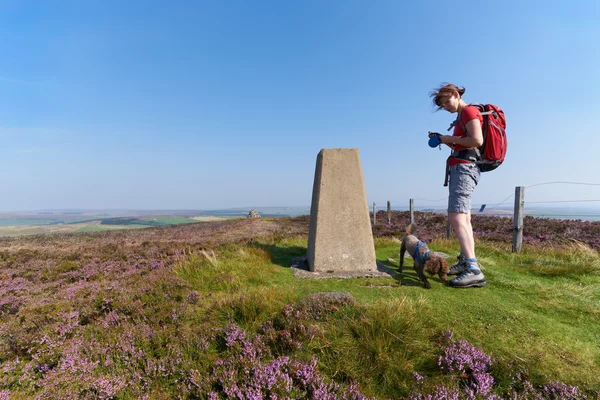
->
<box><xmin>429</xmin><ymin>83</ymin><xmax>465</xmax><ymax>111</ymax></box>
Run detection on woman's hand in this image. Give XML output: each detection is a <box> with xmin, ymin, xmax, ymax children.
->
<box><xmin>435</xmin><ymin>134</ymin><xmax>453</xmax><ymax>148</ymax></box>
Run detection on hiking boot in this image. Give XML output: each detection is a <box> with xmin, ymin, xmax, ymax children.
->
<box><xmin>449</xmin><ymin>267</ymin><xmax>487</xmax><ymax>288</ymax></box>
<box><xmin>448</xmin><ymin>254</ymin><xmax>466</xmax><ymax>276</ymax></box>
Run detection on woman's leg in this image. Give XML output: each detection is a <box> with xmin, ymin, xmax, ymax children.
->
<box><xmin>447</xmin><ymin>164</ymin><xmax>486</xmax><ymax>287</ymax></box>
<box><xmin>449</xmin><ymin>211</ymin><xmax>475</xmax><ymax>259</ymax></box>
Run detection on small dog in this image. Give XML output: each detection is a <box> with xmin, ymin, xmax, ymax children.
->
<box><xmin>399</xmin><ymin>224</ymin><xmax>449</xmax><ymax>289</ymax></box>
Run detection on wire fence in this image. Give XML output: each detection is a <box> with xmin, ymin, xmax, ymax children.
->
<box><xmin>377</xmin><ymin>181</ymin><xmax>600</xmax><ymax>222</ymax></box>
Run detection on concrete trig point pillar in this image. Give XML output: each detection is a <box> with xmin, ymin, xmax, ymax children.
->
<box><xmin>306</xmin><ymin>148</ymin><xmax>377</xmax><ymax>275</ymax></box>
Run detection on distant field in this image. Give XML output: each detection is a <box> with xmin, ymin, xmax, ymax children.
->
<box><xmin>0</xmin><ymin>218</ymin><xmax>60</xmax><ymax>226</ymax></box>
<box><xmin>0</xmin><ymin>208</ymin><xmax>295</xmax><ymax>238</ymax></box>
<box><xmin>191</xmin><ymin>216</ymin><xmax>238</xmax><ymax>222</ymax></box>
<box><xmin>0</xmin><ymin>215</ymin><xmax>238</xmax><ymax>237</ymax></box>
<box><xmin>142</xmin><ymin>217</ymin><xmax>200</xmax><ymax>225</ymax></box>
<box><xmin>0</xmin><ymin>224</ymin><xmax>75</xmax><ymax>236</ymax></box>
<box><xmin>0</xmin><ymin>222</ymin><xmax>147</xmax><ymax>236</ymax></box>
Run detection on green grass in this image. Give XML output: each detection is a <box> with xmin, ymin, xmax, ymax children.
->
<box><xmin>142</xmin><ymin>217</ymin><xmax>198</xmax><ymax>225</ymax></box>
<box><xmin>175</xmin><ymin>236</ymin><xmax>600</xmax><ymax>398</ymax></box>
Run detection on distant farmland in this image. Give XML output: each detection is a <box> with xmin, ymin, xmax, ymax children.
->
<box><xmin>0</xmin><ymin>214</ymin><xmax>235</xmax><ymax>237</ymax></box>
<box><xmin>0</xmin><ymin>208</ymin><xmax>309</xmax><ymax>237</ymax></box>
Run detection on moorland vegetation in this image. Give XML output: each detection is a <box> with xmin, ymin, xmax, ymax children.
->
<box><xmin>1</xmin><ymin>212</ymin><xmax>599</xmax><ymax>399</ymax></box>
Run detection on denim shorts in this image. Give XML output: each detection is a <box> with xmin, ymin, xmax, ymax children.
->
<box><xmin>448</xmin><ymin>163</ymin><xmax>480</xmax><ymax>214</ymax></box>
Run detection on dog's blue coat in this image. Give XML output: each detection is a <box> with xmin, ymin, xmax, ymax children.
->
<box><xmin>413</xmin><ymin>240</ymin><xmax>430</xmax><ymax>264</ymax></box>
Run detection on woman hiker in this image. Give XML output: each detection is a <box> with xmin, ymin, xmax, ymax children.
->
<box><xmin>428</xmin><ymin>83</ymin><xmax>487</xmax><ymax>288</ymax></box>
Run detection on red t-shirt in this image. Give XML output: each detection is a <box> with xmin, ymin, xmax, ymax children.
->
<box><xmin>449</xmin><ymin>105</ymin><xmax>484</xmax><ymax>166</ymax></box>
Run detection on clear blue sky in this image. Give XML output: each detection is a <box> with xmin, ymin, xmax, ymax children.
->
<box><xmin>1</xmin><ymin>0</ymin><xmax>599</xmax><ymax>211</ymax></box>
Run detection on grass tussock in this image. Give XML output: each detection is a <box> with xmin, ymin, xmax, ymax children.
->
<box><xmin>318</xmin><ymin>297</ymin><xmax>431</xmax><ymax>395</ymax></box>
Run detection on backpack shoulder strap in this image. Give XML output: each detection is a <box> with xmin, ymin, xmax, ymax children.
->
<box><xmin>460</xmin><ymin>103</ymin><xmax>491</xmax><ymax>135</ymax></box>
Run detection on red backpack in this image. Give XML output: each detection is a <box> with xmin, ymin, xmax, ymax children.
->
<box><xmin>455</xmin><ymin>103</ymin><xmax>507</xmax><ymax>172</ymax></box>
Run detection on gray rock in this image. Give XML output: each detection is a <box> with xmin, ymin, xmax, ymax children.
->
<box><xmin>247</xmin><ymin>209</ymin><xmax>261</xmax><ymax>218</ymax></box>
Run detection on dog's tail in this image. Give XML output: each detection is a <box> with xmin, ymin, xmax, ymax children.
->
<box><xmin>406</xmin><ymin>223</ymin><xmax>417</xmax><ymax>235</ymax></box>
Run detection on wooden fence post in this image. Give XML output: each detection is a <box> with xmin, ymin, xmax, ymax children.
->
<box><xmin>387</xmin><ymin>201</ymin><xmax>391</xmax><ymax>224</ymax></box>
<box><xmin>409</xmin><ymin>199</ymin><xmax>414</xmax><ymax>225</ymax></box>
<box><xmin>372</xmin><ymin>202</ymin><xmax>376</xmax><ymax>225</ymax></box>
<box><xmin>512</xmin><ymin>186</ymin><xmax>525</xmax><ymax>253</ymax></box>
